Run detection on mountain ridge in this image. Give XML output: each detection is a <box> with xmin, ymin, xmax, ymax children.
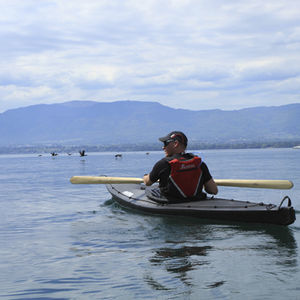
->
<box><xmin>0</xmin><ymin>100</ymin><xmax>300</xmax><ymax>146</ymax></box>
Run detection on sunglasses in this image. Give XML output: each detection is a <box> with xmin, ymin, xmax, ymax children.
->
<box><xmin>163</xmin><ymin>139</ymin><xmax>175</xmax><ymax>147</ymax></box>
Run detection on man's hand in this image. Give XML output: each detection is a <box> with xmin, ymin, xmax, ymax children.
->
<box><xmin>204</xmin><ymin>178</ymin><xmax>218</xmax><ymax>195</ymax></box>
<box><xmin>143</xmin><ymin>174</ymin><xmax>153</xmax><ymax>186</ymax></box>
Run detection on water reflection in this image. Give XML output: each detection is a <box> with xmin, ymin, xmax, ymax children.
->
<box><xmin>145</xmin><ymin>245</ymin><xmax>212</xmax><ymax>291</ymax></box>
<box><xmin>70</xmin><ymin>201</ymin><xmax>298</xmax><ymax>297</ymax></box>
<box><xmin>143</xmin><ymin>216</ymin><xmax>297</xmax><ymax>292</ymax></box>
<box><xmin>238</xmin><ymin>224</ymin><xmax>298</xmax><ymax>268</ymax></box>
<box><xmin>151</xmin><ymin>245</ymin><xmax>211</xmax><ymax>273</ymax></box>
<box><xmin>234</xmin><ymin>223</ymin><xmax>297</xmax><ymax>254</ymax></box>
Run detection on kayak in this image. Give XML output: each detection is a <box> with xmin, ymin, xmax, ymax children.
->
<box><xmin>106</xmin><ymin>183</ymin><xmax>296</xmax><ymax>226</ymax></box>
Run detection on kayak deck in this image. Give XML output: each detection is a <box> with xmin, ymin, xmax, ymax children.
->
<box><xmin>106</xmin><ymin>183</ymin><xmax>296</xmax><ymax>226</ymax></box>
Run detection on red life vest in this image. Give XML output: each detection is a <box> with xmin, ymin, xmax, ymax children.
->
<box><xmin>168</xmin><ymin>155</ymin><xmax>202</xmax><ymax>198</ymax></box>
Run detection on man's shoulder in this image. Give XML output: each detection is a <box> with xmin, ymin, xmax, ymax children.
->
<box><xmin>184</xmin><ymin>152</ymin><xmax>197</xmax><ymax>158</ymax></box>
<box><xmin>155</xmin><ymin>157</ymin><xmax>171</xmax><ymax>166</ymax></box>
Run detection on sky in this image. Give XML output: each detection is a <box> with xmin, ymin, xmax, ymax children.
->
<box><xmin>0</xmin><ymin>0</ymin><xmax>300</xmax><ymax>113</ymax></box>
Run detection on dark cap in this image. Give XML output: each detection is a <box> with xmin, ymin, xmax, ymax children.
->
<box><xmin>159</xmin><ymin>131</ymin><xmax>188</xmax><ymax>146</ymax></box>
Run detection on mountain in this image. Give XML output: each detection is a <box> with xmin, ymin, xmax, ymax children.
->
<box><xmin>0</xmin><ymin>100</ymin><xmax>300</xmax><ymax>146</ymax></box>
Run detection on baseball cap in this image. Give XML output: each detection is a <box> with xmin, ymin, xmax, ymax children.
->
<box><xmin>159</xmin><ymin>131</ymin><xmax>188</xmax><ymax>146</ymax></box>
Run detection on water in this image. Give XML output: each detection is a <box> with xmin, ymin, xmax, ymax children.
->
<box><xmin>0</xmin><ymin>148</ymin><xmax>299</xmax><ymax>299</ymax></box>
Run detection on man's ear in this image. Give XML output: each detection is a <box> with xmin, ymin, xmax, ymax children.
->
<box><xmin>174</xmin><ymin>140</ymin><xmax>180</xmax><ymax>147</ymax></box>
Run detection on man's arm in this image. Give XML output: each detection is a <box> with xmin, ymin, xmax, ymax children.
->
<box><xmin>143</xmin><ymin>174</ymin><xmax>153</xmax><ymax>186</ymax></box>
<box><xmin>143</xmin><ymin>158</ymin><xmax>167</xmax><ymax>186</ymax></box>
<box><xmin>204</xmin><ymin>178</ymin><xmax>218</xmax><ymax>195</ymax></box>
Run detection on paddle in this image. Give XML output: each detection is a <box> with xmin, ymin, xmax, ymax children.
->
<box><xmin>70</xmin><ymin>176</ymin><xmax>294</xmax><ymax>189</ymax></box>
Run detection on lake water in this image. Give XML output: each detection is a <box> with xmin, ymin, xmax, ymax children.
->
<box><xmin>0</xmin><ymin>148</ymin><xmax>299</xmax><ymax>299</ymax></box>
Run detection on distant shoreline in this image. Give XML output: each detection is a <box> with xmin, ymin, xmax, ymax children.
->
<box><xmin>1</xmin><ymin>141</ymin><xmax>300</xmax><ymax>154</ymax></box>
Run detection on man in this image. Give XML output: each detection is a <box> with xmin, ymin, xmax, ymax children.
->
<box><xmin>143</xmin><ymin>131</ymin><xmax>218</xmax><ymax>201</ymax></box>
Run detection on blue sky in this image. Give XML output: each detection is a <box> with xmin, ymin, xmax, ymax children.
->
<box><xmin>0</xmin><ymin>0</ymin><xmax>300</xmax><ymax>113</ymax></box>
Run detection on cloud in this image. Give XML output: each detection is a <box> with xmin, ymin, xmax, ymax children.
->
<box><xmin>0</xmin><ymin>0</ymin><xmax>300</xmax><ymax>112</ymax></box>
<box><xmin>236</xmin><ymin>58</ymin><xmax>300</xmax><ymax>82</ymax></box>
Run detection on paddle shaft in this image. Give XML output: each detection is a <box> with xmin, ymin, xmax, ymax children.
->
<box><xmin>214</xmin><ymin>179</ymin><xmax>293</xmax><ymax>189</ymax></box>
<box><xmin>70</xmin><ymin>176</ymin><xmax>293</xmax><ymax>189</ymax></box>
<box><xmin>70</xmin><ymin>176</ymin><xmax>143</xmax><ymax>184</ymax></box>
